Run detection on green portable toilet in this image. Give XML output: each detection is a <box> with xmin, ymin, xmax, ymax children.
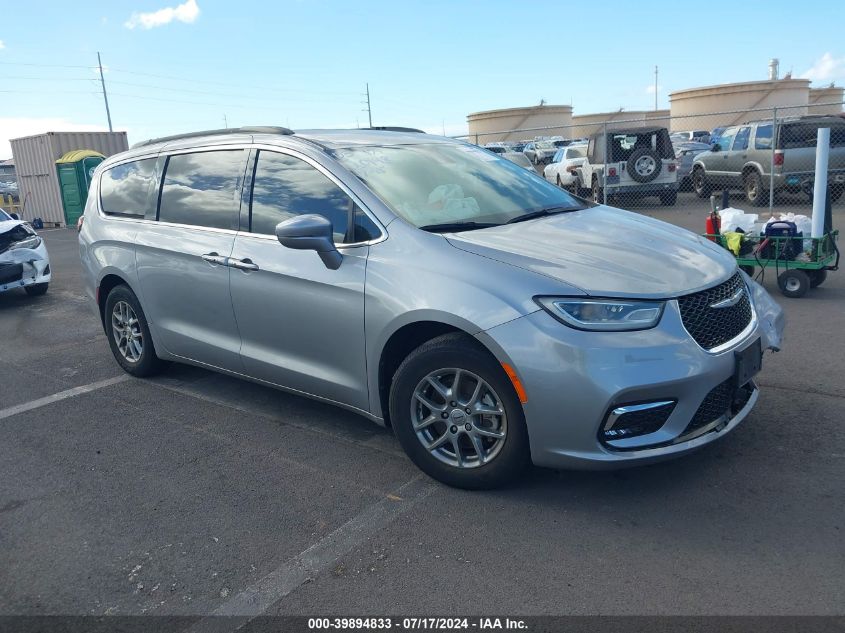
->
<box><xmin>55</xmin><ymin>150</ymin><xmax>105</xmax><ymax>226</ymax></box>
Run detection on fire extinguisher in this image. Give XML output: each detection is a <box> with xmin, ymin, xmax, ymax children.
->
<box><xmin>705</xmin><ymin>194</ymin><xmax>721</xmax><ymax>241</ymax></box>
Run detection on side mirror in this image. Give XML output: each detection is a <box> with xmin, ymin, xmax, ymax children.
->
<box><xmin>9</xmin><ymin>212</ymin><xmax>20</xmax><ymax>220</ymax></box>
<box><xmin>275</xmin><ymin>214</ymin><xmax>342</xmax><ymax>270</ymax></box>
<box><xmin>711</xmin><ymin>143</ymin><xmax>721</xmax><ymax>153</ymax></box>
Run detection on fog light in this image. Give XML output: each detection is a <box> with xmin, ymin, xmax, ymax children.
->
<box><xmin>600</xmin><ymin>400</ymin><xmax>676</xmax><ymax>443</ymax></box>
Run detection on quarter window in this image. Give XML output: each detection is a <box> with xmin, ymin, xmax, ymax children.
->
<box><xmin>754</xmin><ymin>124</ymin><xmax>773</xmax><ymax>150</ymax></box>
<box><xmin>100</xmin><ymin>158</ymin><xmax>157</xmax><ymax>218</ymax></box>
<box><xmin>249</xmin><ymin>151</ymin><xmax>356</xmax><ymax>243</ymax></box>
<box><xmin>158</xmin><ymin>150</ymin><xmax>245</xmax><ymax>230</ymax></box>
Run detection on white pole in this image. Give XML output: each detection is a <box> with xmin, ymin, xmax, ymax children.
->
<box><xmin>811</xmin><ymin>127</ymin><xmax>830</xmax><ymax>238</ymax></box>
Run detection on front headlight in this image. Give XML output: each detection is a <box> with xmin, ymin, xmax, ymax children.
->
<box><xmin>535</xmin><ymin>297</ymin><xmax>665</xmax><ymax>331</ymax></box>
<box><xmin>10</xmin><ymin>235</ymin><xmax>42</xmax><ymax>250</ymax></box>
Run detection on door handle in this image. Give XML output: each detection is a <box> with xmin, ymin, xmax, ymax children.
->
<box><xmin>201</xmin><ymin>252</ymin><xmax>227</xmax><ymax>265</ymax></box>
<box><xmin>229</xmin><ymin>257</ymin><xmax>259</xmax><ymax>272</ymax></box>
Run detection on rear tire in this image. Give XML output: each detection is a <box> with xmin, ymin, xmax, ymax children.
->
<box><xmin>104</xmin><ymin>285</ymin><xmax>165</xmax><ymax>377</ymax></box>
<box><xmin>24</xmin><ymin>283</ymin><xmax>48</xmax><ymax>296</ymax></box>
<box><xmin>389</xmin><ymin>333</ymin><xmax>530</xmax><ymax>489</ymax></box>
<box><xmin>659</xmin><ymin>190</ymin><xmax>677</xmax><ymax>206</ymax></box>
<box><xmin>592</xmin><ymin>177</ymin><xmax>603</xmax><ymax>204</ymax></box>
<box><xmin>692</xmin><ymin>167</ymin><xmax>711</xmax><ymax>198</ymax></box>
<box><xmin>777</xmin><ymin>270</ymin><xmax>810</xmax><ymax>298</ymax></box>
<box><xmin>808</xmin><ymin>269</ymin><xmax>827</xmax><ymax>288</ymax></box>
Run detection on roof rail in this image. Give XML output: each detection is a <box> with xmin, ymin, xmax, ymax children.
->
<box><xmin>366</xmin><ymin>126</ymin><xmax>425</xmax><ymax>133</ymax></box>
<box><xmin>132</xmin><ymin>125</ymin><xmax>294</xmax><ymax>148</ymax></box>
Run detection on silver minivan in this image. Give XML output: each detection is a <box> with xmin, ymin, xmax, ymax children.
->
<box><xmin>79</xmin><ymin>127</ymin><xmax>785</xmax><ymax>489</ymax></box>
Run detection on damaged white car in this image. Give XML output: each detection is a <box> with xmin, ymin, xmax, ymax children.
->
<box><xmin>0</xmin><ymin>209</ymin><xmax>51</xmax><ymax>296</ymax></box>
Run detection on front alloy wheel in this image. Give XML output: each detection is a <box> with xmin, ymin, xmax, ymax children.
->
<box><xmin>411</xmin><ymin>368</ymin><xmax>507</xmax><ymax>468</ymax></box>
<box><xmin>389</xmin><ymin>333</ymin><xmax>529</xmax><ymax>489</ymax></box>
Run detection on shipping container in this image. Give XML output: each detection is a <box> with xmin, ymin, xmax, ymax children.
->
<box><xmin>11</xmin><ymin>131</ymin><xmax>128</xmax><ymax>226</ymax></box>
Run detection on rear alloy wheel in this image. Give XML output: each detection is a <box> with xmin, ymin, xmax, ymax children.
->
<box><xmin>692</xmin><ymin>167</ymin><xmax>711</xmax><ymax>198</ymax></box>
<box><xmin>105</xmin><ymin>285</ymin><xmax>165</xmax><ymax>377</ymax></box>
<box><xmin>389</xmin><ymin>334</ymin><xmax>529</xmax><ymax>489</ymax></box>
<box><xmin>744</xmin><ymin>170</ymin><xmax>766</xmax><ymax>207</ymax></box>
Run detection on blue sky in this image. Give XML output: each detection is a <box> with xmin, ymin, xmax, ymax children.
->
<box><xmin>1</xmin><ymin>0</ymin><xmax>844</xmax><ymax>155</ymax></box>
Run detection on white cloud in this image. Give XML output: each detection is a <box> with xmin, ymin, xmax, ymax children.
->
<box><xmin>0</xmin><ymin>40</ymin><xmax>5</xmax><ymax>50</ymax></box>
<box><xmin>124</xmin><ymin>0</ymin><xmax>200</xmax><ymax>30</ymax></box>
<box><xmin>645</xmin><ymin>84</ymin><xmax>662</xmax><ymax>95</ymax></box>
<box><xmin>801</xmin><ymin>52</ymin><xmax>845</xmax><ymax>82</ymax></box>
<box><xmin>0</xmin><ymin>118</ymin><xmax>110</xmax><ymax>159</ymax></box>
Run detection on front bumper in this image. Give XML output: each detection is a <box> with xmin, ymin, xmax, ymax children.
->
<box><xmin>0</xmin><ymin>243</ymin><xmax>51</xmax><ymax>294</ymax></box>
<box><xmin>477</xmin><ymin>288</ymin><xmax>781</xmax><ymax>470</ymax></box>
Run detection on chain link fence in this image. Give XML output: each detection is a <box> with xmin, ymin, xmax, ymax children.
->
<box><xmin>460</xmin><ymin>102</ymin><xmax>845</xmax><ymax>221</ymax></box>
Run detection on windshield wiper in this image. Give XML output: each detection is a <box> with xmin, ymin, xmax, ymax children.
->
<box><xmin>418</xmin><ymin>221</ymin><xmax>500</xmax><ymax>233</ymax></box>
<box><xmin>505</xmin><ymin>206</ymin><xmax>580</xmax><ymax>224</ymax></box>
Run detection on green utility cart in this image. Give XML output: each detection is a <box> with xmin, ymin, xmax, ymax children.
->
<box><xmin>55</xmin><ymin>150</ymin><xmax>105</xmax><ymax>227</ymax></box>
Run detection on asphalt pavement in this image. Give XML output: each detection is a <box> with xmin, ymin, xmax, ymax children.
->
<box><xmin>1</xmin><ymin>199</ymin><xmax>843</xmax><ymax>624</ymax></box>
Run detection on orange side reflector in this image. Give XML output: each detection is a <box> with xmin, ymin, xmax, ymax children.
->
<box><xmin>501</xmin><ymin>362</ymin><xmax>528</xmax><ymax>404</ymax></box>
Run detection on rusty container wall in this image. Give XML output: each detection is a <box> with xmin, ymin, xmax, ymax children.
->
<box><xmin>11</xmin><ymin>131</ymin><xmax>129</xmax><ymax>226</ymax></box>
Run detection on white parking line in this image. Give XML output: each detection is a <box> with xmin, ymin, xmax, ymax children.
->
<box><xmin>188</xmin><ymin>476</ymin><xmax>436</xmax><ymax>632</ymax></box>
<box><xmin>0</xmin><ymin>375</ymin><xmax>130</xmax><ymax>421</ymax></box>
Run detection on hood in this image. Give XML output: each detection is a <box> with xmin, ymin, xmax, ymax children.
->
<box><xmin>446</xmin><ymin>205</ymin><xmax>736</xmax><ymax>298</ymax></box>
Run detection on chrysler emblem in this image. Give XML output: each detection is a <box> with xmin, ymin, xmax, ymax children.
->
<box><xmin>710</xmin><ymin>287</ymin><xmax>745</xmax><ymax>309</ymax></box>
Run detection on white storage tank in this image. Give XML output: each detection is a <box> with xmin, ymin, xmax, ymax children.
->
<box><xmin>11</xmin><ymin>131</ymin><xmax>129</xmax><ymax>226</ymax></box>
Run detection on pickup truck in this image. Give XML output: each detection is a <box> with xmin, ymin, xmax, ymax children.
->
<box><xmin>575</xmin><ymin>126</ymin><xmax>679</xmax><ymax>206</ymax></box>
<box><xmin>690</xmin><ymin>116</ymin><xmax>845</xmax><ymax>206</ymax></box>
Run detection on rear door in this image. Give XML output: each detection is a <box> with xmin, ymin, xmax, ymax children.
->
<box><xmin>228</xmin><ymin>148</ymin><xmax>378</xmax><ymax>411</ymax></box>
<box><xmin>134</xmin><ymin>148</ymin><xmax>249</xmax><ymax>371</ymax></box>
<box><xmin>708</xmin><ymin>126</ymin><xmax>738</xmax><ymax>186</ymax></box>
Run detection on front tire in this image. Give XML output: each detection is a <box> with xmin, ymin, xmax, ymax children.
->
<box><xmin>389</xmin><ymin>333</ymin><xmax>530</xmax><ymax>489</ymax></box>
<box><xmin>808</xmin><ymin>269</ymin><xmax>827</xmax><ymax>288</ymax></box>
<box><xmin>692</xmin><ymin>167</ymin><xmax>711</xmax><ymax>198</ymax></box>
<box><xmin>104</xmin><ymin>285</ymin><xmax>165</xmax><ymax>377</ymax></box>
<box><xmin>24</xmin><ymin>283</ymin><xmax>48</xmax><ymax>296</ymax></box>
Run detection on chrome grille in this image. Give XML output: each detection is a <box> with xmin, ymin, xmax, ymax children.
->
<box><xmin>678</xmin><ymin>272</ymin><xmax>752</xmax><ymax>350</ymax></box>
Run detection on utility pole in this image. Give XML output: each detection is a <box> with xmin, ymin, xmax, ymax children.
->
<box><xmin>654</xmin><ymin>65</ymin><xmax>658</xmax><ymax>111</ymax></box>
<box><xmin>97</xmin><ymin>52</ymin><xmax>113</xmax><ymax>132</ymax></box>
<box><xmin>223</xmin><ymin>113</ymin><xmax>228</xmax><ymax>129</ymax></box>
<box><xmin>363</xmin><ymin>83</ymin><xmax>373</xmax><ymax>128</ymax></box>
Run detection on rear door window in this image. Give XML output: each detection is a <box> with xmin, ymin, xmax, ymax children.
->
<box><xmin>100</xmin><ymin>158</ymin><xmax>158</xmax><ymax>218</ymax></box>
<box><xmin>249</xmin><ymin>150</ymin><xmax>358</xmax><ymax>243</ymax></box>
<box><xmin>158</xmin><ymin>150</ymin><xmax>246</xmax><ymax>230</ymax></box>
<box><xmin>734</xmin><ymin>127</ymin><xmax>751</xmax><ymax>151</ymax></box>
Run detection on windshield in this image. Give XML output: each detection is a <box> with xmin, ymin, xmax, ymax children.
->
<box><xmin>334</xmin><ymin>143</ymin><xmax>584</xmax><ymax>228</ymax></box>
<box><xmin>0</xmin><ymin>209</ymin><xmax>11</xmax><ymax>221</ymax></box>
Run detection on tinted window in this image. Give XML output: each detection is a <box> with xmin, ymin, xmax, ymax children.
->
<box><xmin>734</xmin><ymin>127</ymin><xmax>751</xmax><ymax>151</ymax></box>
<box><xmin>780</xmin><ymin>123</ymin><xmax>845</xmax><ymax>149</ymax></box>
<box><xmin>250</xmin><ymin>151</ymin><xmax>353</xmax><ymax>242</ymax></box>
<box><xmin>755</xmin><ymin>124</ymin><xmax>773</xmax><ymax>149</ymax></box>
<box><xmin>158</xmin><ymin>151</ymin><xmax>244</xmax><ymax>230</ymax></box>
<box><xmin>566</xmin><ymin>147</ymin><xmax>585</xmax><ymax>159</ymax></box>
<box><xmin>100</xmin><ymin>158</ymin><xmax>157</xmax><ymax>217</ymax></box>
